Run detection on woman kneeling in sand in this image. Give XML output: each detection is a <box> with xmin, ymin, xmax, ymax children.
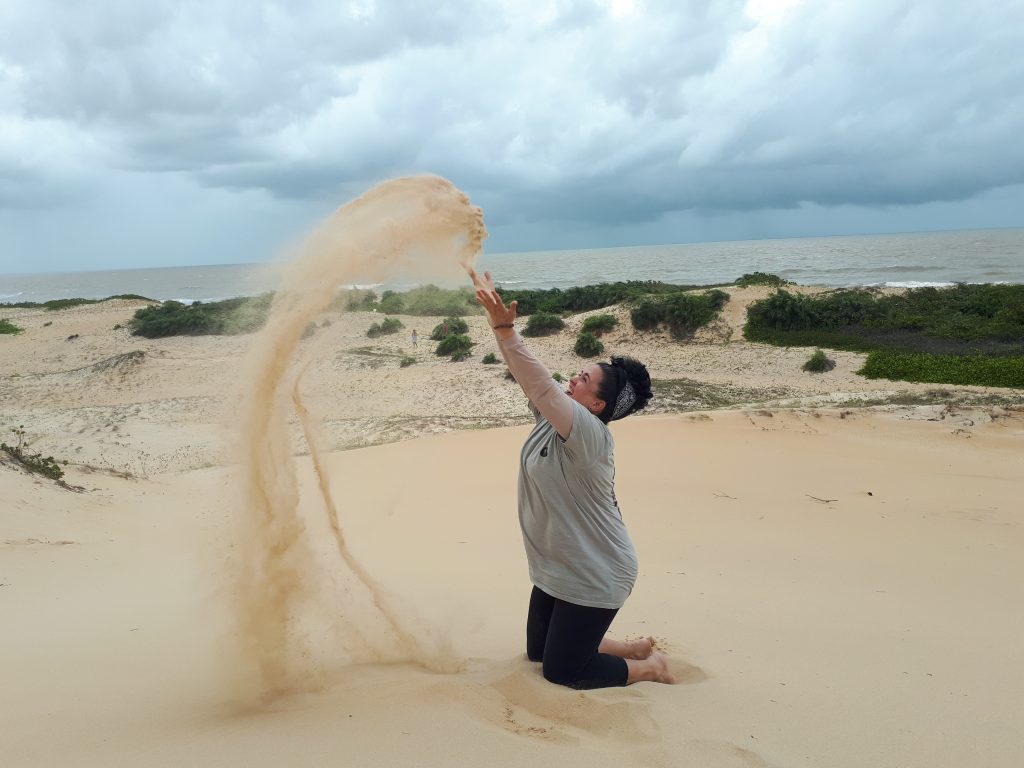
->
<box><xmin>471</xmin><ymin>269</ymin><xmax>675</xmax><ymax>689</ymax></box>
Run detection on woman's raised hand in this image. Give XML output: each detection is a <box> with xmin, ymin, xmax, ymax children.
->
<box><xmin>469</xmin><ymin>268</ymin><xmax>517</xmax><ymax>329</ymax></box>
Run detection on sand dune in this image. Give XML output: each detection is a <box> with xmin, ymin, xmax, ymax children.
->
<box><xmin>3</xmin><ymin>404</ymin><xmax>1022</xmax><ymax>767</ymax></box>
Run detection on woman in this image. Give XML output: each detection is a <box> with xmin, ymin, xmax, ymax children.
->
<box><xmin>471</xmin><ymin>269</ymin><xmax>675</xmax><ymax>689</ymax></box>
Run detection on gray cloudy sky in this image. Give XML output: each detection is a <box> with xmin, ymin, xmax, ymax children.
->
<box><xmin>1</xmin><ymin>0</ymin><xmax>1023</xmax><ymax>274</ymax></box>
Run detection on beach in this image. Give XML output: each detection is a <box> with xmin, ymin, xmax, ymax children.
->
<box><xmin>2</xmin><ymin>293</ymin><xmax>1023</xmax><ymax>768</ymax></box>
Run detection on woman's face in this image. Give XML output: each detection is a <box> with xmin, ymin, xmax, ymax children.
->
<box><xmin>568</xmin><ymin>364</ymin><xmax>606</xmax><ymax>416</ymax></box>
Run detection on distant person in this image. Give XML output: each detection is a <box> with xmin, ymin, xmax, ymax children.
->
<box><xmin>411</xmin><ymin>329</ymin><xmax>418</xmax><ymax>348</ymax></box>
<box><xmin>469</xmin><ymin>268</ymin><xmax>674</xmax><ymax>689</ymax></box>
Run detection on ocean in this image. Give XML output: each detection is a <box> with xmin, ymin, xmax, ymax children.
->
<box><xmin>2</xmin><ymin>228</ymin><xmax>1022</xmax><ymax>304</ymax></box>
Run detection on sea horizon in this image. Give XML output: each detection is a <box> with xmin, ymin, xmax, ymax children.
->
<box><xmin>2</xmin><ymin>226</ymin><xmax>1022</xmax><ymax>304</ymax></box>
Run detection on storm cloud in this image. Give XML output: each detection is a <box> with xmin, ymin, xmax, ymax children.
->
<box><xmin>1</xmin><ymin>0</ymin><xmax>1022</xmax><ymax>271</ymax></box>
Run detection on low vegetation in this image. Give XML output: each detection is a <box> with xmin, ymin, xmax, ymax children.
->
<box><xmin>574</xmin><ymin>331</ymin><xmax>605</xmax><ymax>357</ymax></box>
<box><xmin>436</xmin><ymin>333</ymin><xmax>473</xmax><ymax>361</ymax></box>
<box><xmin>523</xmin><ymin>312</ymin><xmax>565</xmax><ymax>337</ymax></box>
<box><xmin>581</xmin><ymin>314</ymin><xmax>618</xmax><ymax>336</ymax></box>
<box><xmin>345</xmin><ymin>285</ymin><xmax>480</xmax><ymax>316</ymax></box>
<box><xmin>366</xmin><ymin>317</ymin><xmax>404</xmax><ymax>338</ymax></box>
<box><xmin>430</xmin><ymin>317</ymin><xmax>469</xmax><ymax>340</ymax></box>
<box><xmin>0</xmin><ymin>294</ymin><xmax>153</xmax><ymax>311</ymax></box>
<box><xmin>1</xmin><ymin>319</ymin><xmax>22</xmax><ymax>335</ymax></box>
<box><xmin>630</xmin><ymin>290</ymin><xmax>730</xmax><ymax>337</ymax></box>
<box><xmin>802</xmin><ymin>349</ymin><xmax>832</xmax><ymax>373</ymax></box>
<box><xmin>129</xmin><ymin>294</ymin><xmax>274</xmax><ymax>338</ymax></box>
<box><xmin>482</xmin><ymin>352</ymin><xmax>498</xmax><ymax>364</ymax></box>
<box><xmin>745</xmin><ymin>284</ymin><xmax>1024</xmax><ymax>387</ymax></box>
<box><xmin>399</xmin><ymin>356</ymin><xmax>416</xmax><ymax>367</ymax></box>
<box><xmin>734</xmin><ymin>272</ymin><xmax>790</xmax><ymax>287</ymax></box>
<box><xmin>1</xmin><ymin>426</ymin><xmax>66</xmax><ymax>482</ymax></box>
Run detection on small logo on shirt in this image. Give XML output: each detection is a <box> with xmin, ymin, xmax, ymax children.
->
<box><xmin>540</xmin><ymin>446</ymin><xmax>548</xmax><ymax>457</ymax></box>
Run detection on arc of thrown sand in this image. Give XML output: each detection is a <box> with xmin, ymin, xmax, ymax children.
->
<box><xmin>291</xmin><ymin>362</ymin><xmax>444</xmax><ymax>670</ymax></box>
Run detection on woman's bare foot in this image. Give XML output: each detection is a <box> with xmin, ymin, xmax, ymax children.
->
<box><xmin>598</xmin><ymin>635</ymin><xmax>654</xmax><ymax>660</ymax></box>
<box><xmin>625</xmin><ymin>651</ymin><xmax>676</xmax><ymax>685</ymax></box>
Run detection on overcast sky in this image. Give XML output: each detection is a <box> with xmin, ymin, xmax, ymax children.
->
<box><xmin>1</xmin><ymin>0</ymin><xmax>1023</xmax><ymax>274</ymax></box>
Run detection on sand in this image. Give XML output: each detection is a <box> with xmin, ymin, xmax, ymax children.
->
<box><xmin>2</xmin><ymin>293</ymin><xmax>1023</xmax><ymax>767</ymax></box>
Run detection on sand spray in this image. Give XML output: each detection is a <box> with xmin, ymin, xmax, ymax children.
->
<box><xmin>232</xmin><ymin>176</ymin><xmax>485</xmax><ymax>700</ymax></box>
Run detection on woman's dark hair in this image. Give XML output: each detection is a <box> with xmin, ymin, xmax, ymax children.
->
<box><xmin>595</xmin><ymin>356</ymin><xmax>653</xmax><ymax>423</ymax></box>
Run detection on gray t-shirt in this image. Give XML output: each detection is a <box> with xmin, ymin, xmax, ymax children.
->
<box><xmin>518</xmin><ymin>399</ymin><xmax>639</xmax><ymax>609</ymax></box>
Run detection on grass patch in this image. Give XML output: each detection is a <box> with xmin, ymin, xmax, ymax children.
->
<box><xmin>0</xmin><ymin>319</ymin><xmax>22</xmax><ymax>335</ymax></box>
<box><xmin>0</xmin><ymin>294</ymin><xmax>154</xmax><ymax>311</ymax></box>
<box><xmin>436</xmin><ymin>333</ymin><xmax>473</xmax><ymax>360</ymax></box>
<box><xmin>129</xmin><ymin>294</ymin><xmax>273</xmax><ymax>338</ymax></box>
<box><xmin>581</xmin><ymin>313</ymin><xmax>618</xmax><ymax>336</ymax></box>
<box><xmin>366</xmin><ymin>317</ymin><xmax>404</xmax><ymax>338</ymax></box>
<box><xmin>574</xmin><ymin>331</ymin><xmax>604</xmax><ymax>357</ymax></box>
<box><xmin>734</xmin><ymin>272</ymin><xmax>789</xmax><ymax>287</ymax></box>
<box><xmin>858</xmin><ymin>350</ymin><xmax>1024</xmax><ymax>388</ymax></box>
<box><xmin>523</xmin><ymin>312</ymin><xmax>565</xmax><ymax>337</ymax></box>
<box><xmin>482</xmin><ymin>352</ymin><xmax>498</xmax><ymax>364</ymax></box>
<box><xmin>430</xmin><ymin>317</ymin><xmax>469</xmax><ymax>340</ymax></box>
<box><xmin>630</xmin><ymin>290</ymin><xmax>729</xmax><ymax>337</ymax></box>
<box><xmin>802</xmin><ymin>349</ymin><xmax>832</xmax><ymax>373</ymax></box>
<box><xmin>1</xmin><ymin>426</ymin><xmax>66</xmax><ymax>482</ymax></box>
<box><xmin>400</xmin><ymin>356</ymin><xmax>416</xmax><ymax>368</ymax></box>
<box><xmin>745</xmin><ymin>284</ymin><xmax>1024</xmax><ymax>387</ymax></box>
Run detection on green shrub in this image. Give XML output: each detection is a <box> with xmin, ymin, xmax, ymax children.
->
<box><xmin>747</xmin><ymin>289</ymin><xmax>820</xmax><ymax>331</ymax></box>
<box><xmin>523</xmin><ymin>312</ymin><xmax>565</xmax><ymax>337</ymax></box>
<box><xmin>401</xmin><ymin>285</ymin><xmax>480</xmax><ymax>316</ymax></box>
<box><xmin>575</xmin><ymin>331</ymin><xmax>605</xmax><ymax>357</ymax></box>
<box><xmin>1</xmin><ymin>294</ymin><xmax>154</xmax><ymax>310</ymax></box>
<box><xmin>379</xmin><ymin>291</ymin><xmax>404</xmax><ymax>314</ymax></box>
<box><xmin>430</xmin><ymin>317</ymin><xmax>469</xmax><ymax>340</ymax></box>
<box><xmin>496</xmin><ymin>281</ymin><xmax>707</xmax><ymax>316</ymax></box>
<box><xmin>129</xmin><ymin>294</ymin><xmax>273</xmax><ymax>338</ymax></box>
<box><xmin>482</xmin><ymin>352</ymin><xmax>498</xmax><ymax>364</ymax></box>
<box><xmin>1</xmin><ymin>426</ymin><xmax>65</xmax><ymax>482</ymax></box>
<box><xmin>630</xmin><ymin>300</ymin><xmax>664</xmax><ymax>331</ymax></box>
<box><xmin>0</xmin><ymin>319</ymin><xmax>22</xmax><ymax>335</ymax></box>
<box><xmin>581</xmin><ymin>314</ymin><xmax>618</xmax><ymax>336</ymax></box>
<box><xmin>734</xmin><ymin>272</ymin><xmax>788</xmax><ymax>287</ymax></box>
<box><xmin>399</xmin><ymin>356</ymin><xmax>416</xmax><ymax>368</ymax></box>
<box><xmin>802</xmin><ymin>349</ymin><xmax>831</xmax><ymax>372</ymax></box>
<box><xmin>436</xmin><ymin>333</ymin><xmax>473</xmax><ymax>359</ymax></box>
<box><xmin>858</xmin><ymin>350</ymin><xmax>1024</xmax><ymax>388</ymax></box>
<box><xmin>346</xmin><ymin>290</ymin><xmax>379</xmax><ymax>311</ymax></box>
<box><xmin>630</xmin><ymin>291</ymin><xmax>728</xmax><ymax>337</ymax></box>
<box><xmin>552</xmin><ymin>372</ymin><xmax>564</xmax><ymax>383</ymax></box>
<box><xmin>366</xmin><ymin>317</ymin><xmax>404</xmax><ymax>338</ymax></box>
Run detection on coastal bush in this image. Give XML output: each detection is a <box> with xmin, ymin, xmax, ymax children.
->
<box><xmin>0</xmin><ymin>319</ymin><xmax>22</xmax><ymax>334</ymax></box>
<box><xmin>399</xmin><ymin>356</ymin><xmax>416</xmax><ymax>367</ymax></box>
<box><xmin>496</xmin><ymin>281</ymin><xmax>706</xmax><ymax>316</ymax></box>
<box><xmin>430</xmin><ymin>317</ymin><xmax>469</xmax><ymax>340</ymax></box>
<box><xmin>346</xmin><ymin>290</ymin><xmax>379</xmax><ymax>311</ymax></box>
<box><xmin>581</xmin><ymin>314</ymin><xmax>618</xmax><ymax>336</ymax></box>
<box><xmin>482</xmin><ymin>352</ymin><xmax>498</xmax><ymax>364</ymax></box>
<box><xmin>745</xmin><ymin>284</ymin><xmax>1024</xmax><ymax>387</ymax></box>
<box><xmin>402</xmin><ymin>285</ymin><xmax>479</xmax><ymax>316</ymax></box>
<box><xmin>552</xmin><ymin>372</ymin><xmax>564</xmax><ymax>382</ymax></box>
<box><xmin>523</xmin><ymin>312</ymin><xmax>565</xmax><ymax>337</ymax></box>
<box><xmin>858</xmin><ymin>350</ymin><xmax>1024</xmax><ymax>388</ymax></box>
<box><xmin>734</xmin><ymin>272</ymin><xmax>788</xmax><ymax>287</ymax></box>
<box><xmin>1</xmin><ymin>426</ymin><xmax>66</xmax><ymax>482</ymax></box>
<box><xmin>366</xmin><ymin>317</ymin><xmax>404</xmax><ymax>338</ymax></box>
<box><xmin>435</xmin><ymin>333</ymin><xmax>473</xmax><ymax>359</ymax></box>
<box><xmin>802</xmin><ymin>349</ymin><xmax>832</xmax><ymax>373</ymax></box>
<box><xmin>378</xmin><ymin>290</ymin><xmax>404</xmax><ymax>314</ymax></box>
<box><xmin>629</xmin><ymin>291</ymin><xmax>729</xmax><ymax>337</ymax></box>
<box><xmin>574</xmin><ymin>331</ymin><xmax>604</xmax><ymax>357</ymax></box>
<box><xmin>630</xmin><ymin>300</ymin><xmax>664</xmax><ymax>331</ymax></box>
<box><xmin>129</xmin><ymin>294</ymin><xmax>273</xmax><ymax>337</ymax></box>
<box><xmin>0</xmin><ymin>294</ymin><xmax>154</xmax><ymax>310</ymax></box>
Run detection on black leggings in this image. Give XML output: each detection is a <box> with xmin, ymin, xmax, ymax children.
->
<box><xmin>526</xmin><ymin>586</ymin><xmax>628</xmax><ymax>690</ymax></box>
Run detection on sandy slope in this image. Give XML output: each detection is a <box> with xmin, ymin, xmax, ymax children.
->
<box><xmin>2</xmin><ymin>296</ymin><xmax>1023</xmax><ymax>767</ymax></box>
<box><xmin>3</xmin><ymin>407</ymin><xmax>1023</xmax><ymax>768</ymax></box>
